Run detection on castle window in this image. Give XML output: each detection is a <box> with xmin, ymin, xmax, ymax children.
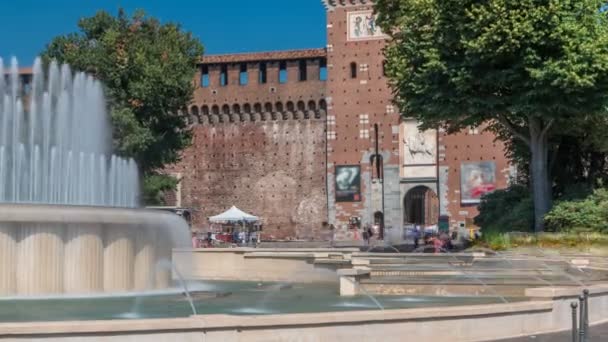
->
<box><xmin>239</xmin><ymin>63</ymin><xmax>248</xmax><ymax>85</ymax></box>
<box><xmin>298</xmin><ymin>60</ymin><xmax>307</xmax><ymax>81</ymax></box>
<box><xmin>279</xmin><ymin>61</ymin><xmax>288</xmax><ymax>84</ymax></box>
<box><xmin>350</xmin><ymin>62</ymin><xmax>357</xmax><ymax>79</ymax></box>
<box><xmin>319</xmin><ymin>59</ymin><xmax>327</xmax><ymax>81</ymax></box>
<box><xmin>201</xmin><ymin>65</ymin><xmax>209</xmax><ymax>87</ymax></box>
<box><xmin>259</xmin><ymin>62</ymin><xmax>267</xmax><ymax>84</ymax></box>
<box><xmin>220</xmin><ymin>64</ymin><xmax>228</xmax><ymax>86</ymax></box>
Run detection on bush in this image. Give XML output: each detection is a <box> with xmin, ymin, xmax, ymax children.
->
<box><xmin>474</xmin><ymin>185</ymin><xmax>534</xmax><ymax>235</ymax></box>
<box><xmin>477</xmin><ymin>231</ymin><xmax>608</xmax><ymax>251</ymax></box>
<box><xmin>545</xmin><ymin>189</ymin><xmax>608</xmax><ymax>233</ymax></box>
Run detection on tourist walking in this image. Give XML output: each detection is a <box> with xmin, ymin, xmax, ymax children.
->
<box><xmin>362</xmin><ymin>225</ymin><xmax>370</xmax><ymax>246</ymax></box>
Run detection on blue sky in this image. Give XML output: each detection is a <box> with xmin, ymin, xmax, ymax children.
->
<box><xmin>0</xmin><ymin>0</ymin><xmax>327</xmax><ymax>64</ymax></box>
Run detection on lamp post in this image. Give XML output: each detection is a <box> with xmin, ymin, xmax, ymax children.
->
<box><xmin>371</xmin><ymin>123</ymin><xmax>385</xmax><ymax>239</ymax></box>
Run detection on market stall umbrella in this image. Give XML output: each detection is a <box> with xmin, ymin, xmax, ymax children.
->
<box><xmin>208</xmin><ymin>206</ymin><xmax>259</xmax><ymax>223</ymax></box>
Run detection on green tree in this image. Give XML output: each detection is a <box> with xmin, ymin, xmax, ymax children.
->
<box><xmin>41</xmin><ymin>9</ymin><xmax>203</xmax><ymax>205</ymax></box>
<box><xmin>376</xmin><ymin>0</ymin><xmax>608</xmax><ymax>231</ymax></box>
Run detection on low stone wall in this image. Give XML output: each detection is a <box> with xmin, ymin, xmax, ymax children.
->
<box><xmin>173</xmin><ymin>248</ymin><xmax>357</xmax><ymax>283</ymax></box>
<box><xmin>2</xmin><ymin>285</ymin><xmax>608</xmax><ymax>341</ymax></box>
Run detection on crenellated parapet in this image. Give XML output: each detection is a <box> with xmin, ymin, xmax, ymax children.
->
<box><xmin>322</xmin><ymin>0</ymin><xmax>373</xmax><ymax>10</ymax></box>
<box><xmin>187</xmin><ymin>98</ymin><xmax>327</xmax><ymax>125</ymax></box>
<box><xmin>191</xmin><ymin>48</ymin><xmax>327</xmax><ymax>127</ymax></box>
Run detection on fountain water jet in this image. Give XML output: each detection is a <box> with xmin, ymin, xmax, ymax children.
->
<box><xmin>0</xmin><ymin>57</ymin><xmax>190</xmax><ymax>296</ymax></box>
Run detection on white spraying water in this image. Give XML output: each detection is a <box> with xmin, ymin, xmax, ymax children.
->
<box><xmin>0</xmin><ymin>57</ymin><xmax>138</xmax><ymax>207</ymax></box>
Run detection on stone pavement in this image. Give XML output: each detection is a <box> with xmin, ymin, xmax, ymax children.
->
<box><xmin>494</xmin><ymin>322</ymin><xmax>608</xmax><ymax>341</ymax></box>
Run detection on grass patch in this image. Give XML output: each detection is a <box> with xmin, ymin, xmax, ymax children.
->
<box><xmin>477</xmin><ymin>231</ymin><xmax>608</xmax><ymax>251</ymax></box>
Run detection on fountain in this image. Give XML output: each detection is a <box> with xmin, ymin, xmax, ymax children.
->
<box><xmin>0</xmin><ymin>57</ymin><xmax>190</xmax><ymax>296</ymax></box>
<box><xmin>1</xmin><ymin>57</ymin><xmax>608</xmax><ymax>341</ymax></box>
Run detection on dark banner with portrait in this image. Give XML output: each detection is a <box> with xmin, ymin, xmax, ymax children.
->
<box><xmin>335</xmin><ymin>165</ymin><xmax>361</xmax><ymax>202</ymax></box>
<box><xmin>460</xmin><ymin>161</ymin><xmax>497</xmax><ymax>204</ymax></box>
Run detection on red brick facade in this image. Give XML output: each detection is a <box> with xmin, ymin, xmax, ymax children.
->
<box><xmin>166</xmin><ymin>0</ymin><xmax>513</xmax><ymax>238</ymax></box>
<box><xmin>165</xmin><ymin>49</ymin><xmax>329</xmax><ymax>238</ymax></box>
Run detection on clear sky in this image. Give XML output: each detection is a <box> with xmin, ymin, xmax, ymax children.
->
<box><xmin>0</xmin><ymin>0</ymin><xmax>327</xmax><ymax>64</ymax></box>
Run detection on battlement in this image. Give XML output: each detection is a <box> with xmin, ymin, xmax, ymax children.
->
<box><xmin>187</xmin><ymin>99</ymin><xmax>327</xmax><ymax>125</ymax></box>
<box><xmin>322</xmin><ymin>0</ymin><xmax>372</xmax><ymax>10</ymax></box>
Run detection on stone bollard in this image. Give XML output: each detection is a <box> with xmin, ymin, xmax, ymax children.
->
<box><xmin>583</xmin><ymin>289</ymin><xmax>589</xmax><ymax>340</ymax></box>
<box><xmin>571</xmin><ymin>302</ymin><xmax>578</xmax><ymax>342</ymax></box>
<box><xmin>579</xmin><ymin>295</ymin><xmax>585</xmax><ymax>342</ymax></box>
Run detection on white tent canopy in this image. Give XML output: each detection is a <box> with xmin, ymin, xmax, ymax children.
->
<box><xmin>208</xmin><ymin>206</ymin><xmax>259</xmax><ymax>223</ymax></box>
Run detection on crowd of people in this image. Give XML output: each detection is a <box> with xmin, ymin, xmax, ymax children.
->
<box><xmin>191</xmin><ymin>229</ymin><xmax>260</xmax><ymax>248</ymax></box>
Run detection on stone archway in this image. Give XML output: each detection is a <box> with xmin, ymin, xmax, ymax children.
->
<box><xmin>403</xmin><ymin>186</ymin><xmax>439</xmax><ymax>226</ymax></box>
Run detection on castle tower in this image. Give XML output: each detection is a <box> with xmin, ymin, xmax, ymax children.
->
<box><xmin>323</xmin><ymin>0</ymin><xmax>401</xmax><ymax>238</ymax></box>
<box><xmin>323</xmin><ymin>0</ymin><xmax>513</xmax><ymax>238</ymax></box>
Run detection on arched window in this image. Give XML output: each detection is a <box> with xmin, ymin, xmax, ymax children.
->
<box><xmin>190</xmin><ymin>105</ymin><xmax>199</xmax><ymax>116</ymax></box>
<box><xmin>254</xmin><ymin>103</ymin><xmax>262</xmax><ymax>113</ymax></box>
<box><xmin>201</xmin><ymin>105</ymin><xmax>209</xmax><ymax>115</ymax></box>
<box><xmin>350</xmin><ymin>62</ymin><xmax>357</xmax><ymax>79</ymax></box>
<box><xmin>232</xmin><ymin>104</ymin><xmax>241</xmax><ymax>114</ymax></box>
<box><xmin>275</xmin><ymin>102</ymin><xmax>284</xmax><ymax>112</ymax></box>
<box><xmin>211</xmin><ymin>105</ymin><xmax>220</xmax><ymax>115</ymax></box>
<box><xmin>264</xmin><ymin>102</ymin><xmax>273</xmax><ymax>112</ymax></box>
<box><xmin>286</xmin><ymin>101</ymin><xmax>295</xmax><ymax>112</ymax></box>
<box><xmin>319</xmin><ymin>99</ymin><xmax>327</xmax><ymax>111</ymax></box>
<box><xmin>307</xmin><ymin>101</ymin><xmax>317</xmax><ymax>111</ymax></box>
<box><xmin>297</xmin><ymin>101</ymin><xmax>306</xmax><ymax>112</ymax></box>
<box><xmin>222</xmin><ymin>104</ymin><xmax>230</xmax><ymax>115</ymax></box>
<box><xmin>244</xmin><ymin>103</ymin><xmax>252</xmax><ymax>113</ymax></box>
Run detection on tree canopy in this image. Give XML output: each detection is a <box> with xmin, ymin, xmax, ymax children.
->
<box><xmin>41</xmin><ymin>9</ymin><xmax>204</xmax><ymax>205</ymax></box>
<box><xmin>376</xmin><ymin>0</ymin><xmax>608</xmax><ymax>231</ymax></box>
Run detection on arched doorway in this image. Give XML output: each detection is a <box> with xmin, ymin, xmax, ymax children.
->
<box><xmin>373</xmin><ymin>211</ymin><xmax>384</xmax><ymax>238</ymax></box>
<box><xmin>404</xmin><ymin>186</ymin><xmax>439</xmax><ymax>226</ymax></box>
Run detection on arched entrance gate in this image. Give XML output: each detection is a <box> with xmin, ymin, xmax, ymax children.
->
<box><xmin>403</xmin><ymin>186</ymin><xmax>439</xmax><ymax>226</ymax></box>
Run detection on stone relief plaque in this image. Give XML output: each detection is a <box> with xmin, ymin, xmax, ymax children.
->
<box><xmin>403</xmin><ymin>120</ymin><xmax>437</xmax><ymax>165</ymax></box>
<box><xmin>347</xmin><ymin>11</ymin><xmax>385</xmax><ymax>41</ymax></box>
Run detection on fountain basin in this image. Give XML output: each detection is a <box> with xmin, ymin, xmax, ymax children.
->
<box><xmin>1</xmin><ymin>283</ymin><xmax>608</xmax><ymax>341</ymax></box>
<box><xmin>0</xmin><ymin>204</ymin><xmax>187</xmax><ymax>296</ymax></box>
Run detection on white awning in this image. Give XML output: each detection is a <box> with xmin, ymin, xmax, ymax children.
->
<box><xmin>208</xmin><ymin>206</ymin><xmax>259</xmax><ymax>223</ymax></box>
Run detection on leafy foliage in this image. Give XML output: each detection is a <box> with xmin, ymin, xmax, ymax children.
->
<box><xmin>41</xmin><ymin>9</ymin><xmax>203</xmax><ymax>204</ymax></box>
<box><xmin>545</xmin><ymin>189</ymin><xmax>608</xmax><ymax>233</ymax></box>
<box><xmin>376</xmin><ymin>0</ymin><xmax>608</xmax><ymax>231</ymax></box>
<box><xmin>478</xmin><ymin>231</ymin><xmax>608</xmax><ymax>251</ymax></box>
<box><xmin>142</xmin><ymin>173</ymin><xmax>179</xmax><ymax>206</ymax></box>
<box><xmin>474</xmin><ymin>185</ymin><xmax>534</xmax><ymax>234</ymax></box>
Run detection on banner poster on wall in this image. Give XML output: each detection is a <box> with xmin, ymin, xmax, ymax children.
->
<box><xmin>460</xmin><ymin>161</ymin><xmax>497</xmax><ymax>204</ymax></box>
<box><xmin>335</xmin><ymin>165</ymin><xmax>361</xmax><ymax>202</ymax></box>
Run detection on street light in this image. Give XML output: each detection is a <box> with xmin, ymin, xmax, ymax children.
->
<box><xmin>370</xmin><ymin>123</ymin><xmax>385</xmax><ymax>239</ymax></box>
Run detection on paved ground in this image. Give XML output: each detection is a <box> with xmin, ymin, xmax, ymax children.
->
<box><xmin>494</xmin><ymin>322</ymin><xmax>608</xmax><ymax>341</ymax></box>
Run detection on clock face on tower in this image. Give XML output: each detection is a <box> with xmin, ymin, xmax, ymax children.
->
<box><xmin>347</xmin><ymin>11</ymin><xmax>386</xmax><ymax>41</ymax></box>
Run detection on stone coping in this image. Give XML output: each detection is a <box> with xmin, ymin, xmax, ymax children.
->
<box><xmin>0</xmin><ymin>203</ymin><xmax>181</xmax><ymax>225</ymax></box>
<box><xmin>524</xmin><ymin>284</ymin><xmax>608</xmax><ymax>299</ymax></box>
<box><xmin>173</xmin><ymin>248</ymin><xmax>360</xmax><ymax>253</ymax></box>
<box><xmin>352</xmin><ymin>252</ymin><xmax>486</xmax><ymax>258</ymax></box>
<box><xmin>0</xmin><ymin>301</ymin><xmax>552</xmax><ymax>336</ymax></box>
<box><xmin>337</xmin><ymin>268</ymin><xmax>371</xmax><ymax>276</ymax></box>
